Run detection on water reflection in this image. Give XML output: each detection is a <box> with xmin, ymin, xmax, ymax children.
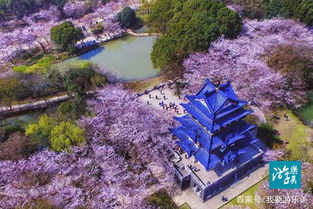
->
<box><xmin>80</xmin><ymin>47</ymin><xmax>105</xmax><ymax>60</ymax></box>
<box><xmin>54</xmin><ymin>34</ymin><xmax>159</xmax><ymax>81</ymax></box>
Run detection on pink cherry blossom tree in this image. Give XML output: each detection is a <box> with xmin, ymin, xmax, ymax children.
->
<box><xmin>0</xmin><ymin>84</ymin><xmax>176</xmax><ymax>208</ymax></box>
<box><xmin>183</xmin><ymin>19</ymin><xmax>313</xmax><ymax>111</ymax></box>
<box><xmin>257</xmin><ymin>162</ymin><xmax>313</xmax><ymax>209</ymax></box>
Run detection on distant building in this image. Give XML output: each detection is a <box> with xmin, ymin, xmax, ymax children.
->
<box><xmin>170</xmin><ymin>79</ymin><xmax>264</xmax><ymax>202</ymax></box>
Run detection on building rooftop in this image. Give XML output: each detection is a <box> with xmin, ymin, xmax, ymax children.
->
<box><xmin>170</xmin><ymin>79</ymin><xmax>262</xmax><ymax>171</ymax></box>
<box><xmin>172</xmin><ymin>142</ymin><xmax>263</xmax><ymax>187</ymax></box>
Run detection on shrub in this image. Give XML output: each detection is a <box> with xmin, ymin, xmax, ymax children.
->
<box><xmin>0</xmin><ymin>132</ymin><xmax>37</xmax><ymax>160</ymax></box>
<box><xmin>57</xmin><ymin>95</ymin><xmax>87</xmax><ymax>120</ymax></box>
<box><xmin>46</xmin><ymin>68</ymin><xmax>65</xmax><ymax>91</ymax></box>
<box><xmin>266</xmin><ymin>45</ymin><xmax>313</xmax><ymax>89</ymax></box>
<box><xmin>50</xmin><ymin>121</ymin><xmax>85</xmax><ymax>152</ymax></box>
<box><xmin>63</xmin><ymin>62</ymin><xmax>96</xmax><ymax>94</ymax></box>
<box><xmin>63</xmin><ymin>61</ymin><xmax>107</xmax><ymax>94</ymax></box>
<box><xmin>25</xmin><ymin>114</ymin><xmax>57</xmax><ymax>146</ymax></box>
<box><xmin>0</xmin><ymin>77</ymin><xmax>31</xmax><ymax>105</ymax></box>
<box><xmin>117</xmin><ymin>7</ymin><xmax>137</xmax><ymax>28</ymax></box>
<box><xmin>91</xmin><ymin>74</ymin><xmax>107</xmax><ymax>88</ymax></box>
<box><xmin>25</xmin><ymin>114</ymin><xmax>85</xmax><ymax>151</ymax></box>
<box><xmin>91</xmin><ymin>23</ymin><xmax>104</xmax><ymax>34</ymax></box>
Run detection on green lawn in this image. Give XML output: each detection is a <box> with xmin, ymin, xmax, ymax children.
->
<box><xmin>271</xmin><ymin>109</ymin><xmax>313</xmax><ymax>161</ymax></box>
<box><xmin>179</xmin><ymin>203</ymin><xmax>191</xmax><ymax>209</ymax></box>
<box><xmin>221</xmin><ymin>180</ymin><xmax>266</xmax><ymax>209</ymax></box>
<box><xmin>295</xmin><ymin>91</ymin><xmax>313</xmax><ymax>125</ymax></box>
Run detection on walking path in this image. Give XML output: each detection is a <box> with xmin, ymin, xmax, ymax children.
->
<box><xmin>0</xmin><ymin>91</ymin><xmax>95</xmax><ymax>116</ymax></box>
<box><xmin>139</xmin><ymin>82</ymin><xmax>184</xmax><ymax>116</ymax></box>
<box><xmin>0</xmin><ymin>94</ymin><xmax>70</xmax><ymax>116</ymax></box>
<box><xmin>126</xmin><ymin>29</ymin><xmax>160</xmax><ymax>37</ymax></box>
<box><xmin>173</xmin><ymin>164</ymin><xmax>268</xmax><ymax>209</ymax></box>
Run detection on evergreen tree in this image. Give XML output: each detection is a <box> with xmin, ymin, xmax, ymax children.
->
<box><xmin>50</xmin><ymin>21</ymin><xmax>83</xmax><ymax>51</ymax></box>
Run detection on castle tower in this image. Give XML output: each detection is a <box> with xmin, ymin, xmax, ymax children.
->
<box><xmin>170</xmin><ymin>80</ymin><xmax>264</xmax><ymax>201</ymax></box>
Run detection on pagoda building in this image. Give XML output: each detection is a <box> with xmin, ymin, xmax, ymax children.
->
<box><xmin>170</xmin><ymin>79</ymin><xmax>264</xmax><ymax>201</ymax></box>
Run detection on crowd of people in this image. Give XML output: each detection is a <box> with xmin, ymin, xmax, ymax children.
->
<box><xmin>141</xmin><ymin>81</ymin><xmax>186</xmax><ymax>116</ymax></box>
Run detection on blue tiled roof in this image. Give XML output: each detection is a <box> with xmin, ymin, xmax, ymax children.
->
<box><xmin>171</xmin><ymin>79</ymin><xmax>261</xmax><ymax>171</ymax></box>
<box><xmin>194</xmin><ymin>147</ymin><xmax>221</xmax><ymax>170</ymax></box>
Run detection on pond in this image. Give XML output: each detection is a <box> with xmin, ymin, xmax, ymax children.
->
<box><xmin>1</xmin><ymin>28</ymin><xmax>159</xmax><ymax>124</ymax></box>
<box><xmin>54</xmin><ymin>33</ymin><xmax>159</xmax><ymax>81</ymax></box>
<box><xmin>295</xmin><ymin>92</ymin><xmax>313</xmax><ymax>126</ymax></box>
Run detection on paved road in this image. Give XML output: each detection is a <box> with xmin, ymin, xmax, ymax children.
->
<box><xmin>173</xmin><ymin>164</ymin><xmax>269</xmax><ymax>209</ymax></box>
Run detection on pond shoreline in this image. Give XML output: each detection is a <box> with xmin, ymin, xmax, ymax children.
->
<box><xmin>54</xmin><ymin>31</ymin><xmax>159</xmax><ymax>81</ymax></box>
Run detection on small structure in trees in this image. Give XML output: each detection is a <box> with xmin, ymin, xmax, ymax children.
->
<box><xmin>170</xmin><ymin>79</ymin><xmax>264</xmax><ymax>202</ymax></box>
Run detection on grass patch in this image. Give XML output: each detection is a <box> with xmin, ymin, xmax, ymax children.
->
<box><xmin>13</xmin><ymin>56</ymin><xmax>54</xmax><ymax>74</ymax></box>
<box><xmin>179</xmin><ymin>203</ymin><xmax>191</xmax><ymax>209</ymax></box>
<box><xmin>294</xmin><ymin>91</ymin><xmax>313</xmax><ymax>125</ymax></box>
<box><xmin>222</xmin><ymin>180</ymin><xmax>266</xmax><ymax>209</ymax></box>
<box><xmin>270</xmin><ymin>109</ymin><xmax>313</xmax><ymax>161</ymax></box>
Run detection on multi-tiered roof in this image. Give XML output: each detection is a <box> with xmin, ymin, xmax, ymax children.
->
<box><xmin>170</xmin><ymin>80</ymin><xmax>260</xmax><ymax>171</ymax></box>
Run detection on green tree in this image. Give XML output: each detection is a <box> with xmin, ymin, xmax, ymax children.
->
<box><xmin>50</xmin><ymin>121</ymin><xmax>85</xmax><ymax>152</ymax></box>
<box><xmin>57</xmin><ymin>95</ymin><xmax>87</xmax><ymax>121</ymax></box>
<box><xmin>91</xmin><ymin>23</ymin><xmax>104</xmax><ymax>34</ymax></box>
<box><xmin>25</xmin><ymin>114</ymin><xmax>57</xmax><ymax>146</ymax></box>
<box><xmin>50</xmin><ymin>21</ymin><xmax>83</xmax><ymax>51</ymax></box>
<box><xmin>296</xmin><ymin>0</ymin><xmax>313</xmax><ymax>26</ymax></box>
<box><xmin>63</xmin><ymin>62</ymin><xmax>96</xmax><ymax>94</ymax></box>
<box><xmin>0</xmin><ymin>77</ymin><xmax>30</xmax><ymax>107</ymax></box>
<box><xmin>263</xmin><ymin>0</ymin><xmax>313</xmax><ymax>26</ymax></box>
<box><xmin>91</xmin><ymin>74</ymin><xmax>107</xmax><ymax>88</ymax></box>
<box><xmin>117</xmin><ymin>7</ymin><xmax>137</xmax><ymax>28</ymax></box>
<box><xmin>147</xmin><ymin>0</ymin><xmax>173</xmax><ymax>33</ymax></box>
<box><xmin>149</xmin><ymin>0</ymin><xmax>242</xmax><ymax>69</ymax></box>
<box><xmin>263</xmin><ymin>0</ymin><xmax>282</xmax><ymax>18</ymax></box>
